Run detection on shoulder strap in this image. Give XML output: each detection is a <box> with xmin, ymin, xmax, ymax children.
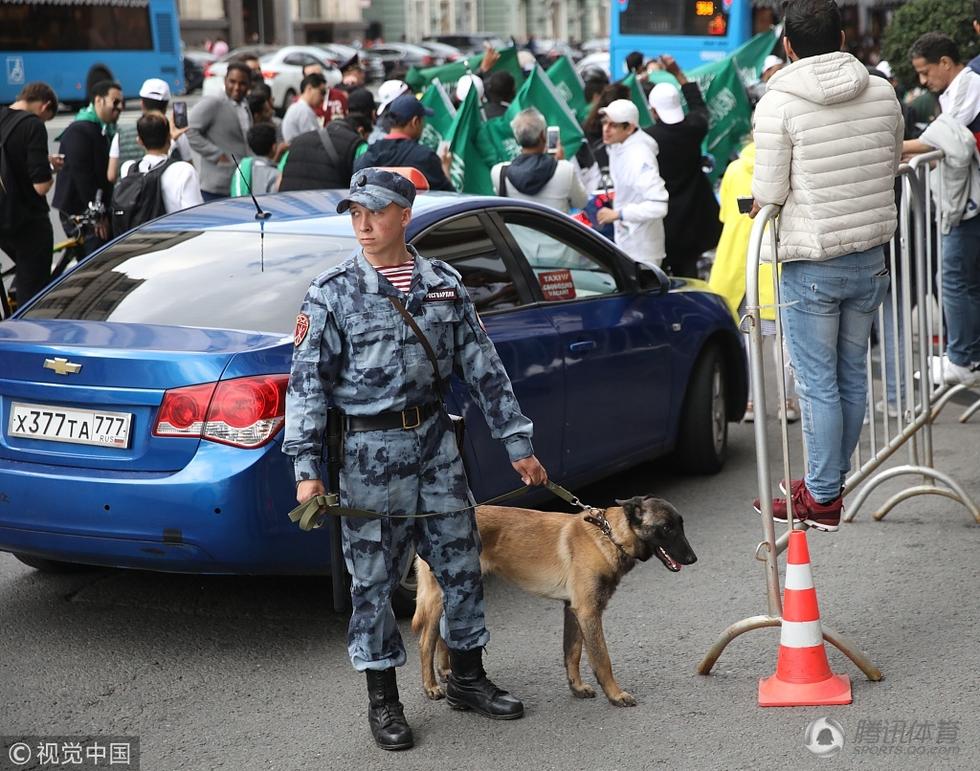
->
<box><xmin>0</xmin><ymin>109</ymin><xmax>33</xmax><ymax>147</ymax></box>
<box><xmin>386</xmin><ymin>295</ymin><xmax>445</xmax><ymax>399</ymax></box>
<box><xmin>318</xmin><ymin>127</ymin><xmax>340</xmax><ymax>166</ymax></box>
<box><xmin>498</xmin><ymin>163</ymin><xmax>509</xmax><ymax>197</ymax></box>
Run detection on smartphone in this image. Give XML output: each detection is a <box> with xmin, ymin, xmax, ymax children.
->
<box><xmin>737</xmin><ymin>196</ymin><xmax>754</xmax><ymax>214</ymax></box>
<box><xmin>546</xmin><ymin>126</ymin><xmax>560</xmax><ymax>154</ymax></box>
<box><xmin>173</xmin><ymin>101</ymin><xmax>188</xmax><ymax>129</ymax></box>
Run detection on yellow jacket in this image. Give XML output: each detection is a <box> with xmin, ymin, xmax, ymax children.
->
<box><xmin>707</xmin><ymin>142</ymin><xmax>777</xmax><ymax>322</ymax></box>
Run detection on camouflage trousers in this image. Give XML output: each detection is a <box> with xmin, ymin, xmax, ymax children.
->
<box><xmin>340</xmin><ymin>410</ymin><xmax>489</xmax><ymax>671</ymax></box>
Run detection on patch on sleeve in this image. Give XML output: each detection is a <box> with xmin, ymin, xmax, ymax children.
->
<box><xmin>423</xmin><ymin>288</ymin><xmax>457</xmax><ymax>302</ymax></box>
<box><xmin>293</xmin><ymin>313</ymin><xmax>311</xmax><ymax>347</ymax></box>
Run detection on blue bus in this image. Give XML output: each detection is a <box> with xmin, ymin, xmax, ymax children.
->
<box><xmin>610</xmin><ymin>0</ymin><xmax>752</xmax><ymax>75</ymax></box>
<box><xmin>0</xmin><ymin>0</ymin><xmax>183</xmax><ymax>106</ymax></box>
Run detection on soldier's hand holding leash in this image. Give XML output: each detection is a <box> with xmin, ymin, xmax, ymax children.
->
<box><xmin>512</xmin><ymin>455</ymin><xmax>548</xmax><ymax>486</ymax></box>
<box><xmin>296</xmin><ymin>478</ymin><xmax>326</xmax><ymax>505</ymax></box>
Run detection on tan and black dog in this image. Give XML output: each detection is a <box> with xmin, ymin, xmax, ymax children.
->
<box><xmin>411</xmin><ymin>495</ymin><xmax>697</xmax><ymax>707</ymax></box>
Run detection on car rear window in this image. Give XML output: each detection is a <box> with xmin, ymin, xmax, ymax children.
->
<box><xmin>22</xmin><ymin>230</ymin><xmax>357</xmax><ymax>335</ymax></box>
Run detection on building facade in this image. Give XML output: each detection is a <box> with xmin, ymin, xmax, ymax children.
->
<box><xmin>363</xmin><ymin>0</ymin><xmax>611</xmax><ymax>46</ymax></box>
<box><xmin>179</xmin><ymin>0</ymin><xmax>366</xmax><ymax>48</ymax></box>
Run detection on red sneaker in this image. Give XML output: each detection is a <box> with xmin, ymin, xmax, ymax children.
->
<box><xmin>753</xmin><ymin>479</ymin><xmax>804</xmax><ymax>523</ymax></box>
<box><xmin>753</xmin><ymin>482</ymin><xmax>842</xmax><ymax>531</ymax></box>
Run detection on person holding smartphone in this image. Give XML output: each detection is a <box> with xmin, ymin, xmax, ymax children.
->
<box><xmin>490</xmin><ymin>108</ymin><xmax>587</xmax><ymax>215</ymax></box>
<box><xmin>107</xmin><ymin>79</ymin><xmax>191</xmax><ymax>183</ymax></box>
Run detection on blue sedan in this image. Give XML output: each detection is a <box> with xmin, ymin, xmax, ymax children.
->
<box><xmin>0</xmin><ymin>191</ymin><xmax>746</xmax><ymax>584</ymax></box>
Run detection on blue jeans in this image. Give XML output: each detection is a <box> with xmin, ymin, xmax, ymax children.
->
<box><xmin>780</xmin><ymin>247</ymin><xmax>890</xmax><ymax>502</ymax></box>
<box><xmin>942</xmin><ymin>215</ymin><xmax>980</xmax><ymax>367</ymax></box>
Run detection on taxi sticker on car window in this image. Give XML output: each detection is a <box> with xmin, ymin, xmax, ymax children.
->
<box><xmin>538</xmin><ymin>269</ymin><xmax>576</xmax><ymax>301</ymax></box>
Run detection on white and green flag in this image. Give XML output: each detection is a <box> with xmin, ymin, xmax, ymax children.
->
<box><xmin>418</xmin><ymin>78</ymin><xmax>456</xmax><ymax>152</ymax></box>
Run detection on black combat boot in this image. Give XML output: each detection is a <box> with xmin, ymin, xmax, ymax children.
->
<box><xmin>446</xmin><ymin>648</ymin><xmax>524</xmax><ymax>720</ymax></box>
<box><xmin>365</xmin><ymin>669</ymin><xmax>414</xmax><ymax>751</ymax></box>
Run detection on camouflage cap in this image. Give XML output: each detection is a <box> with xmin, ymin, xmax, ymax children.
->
<box><xmin>336</xmin><ymin>168</ymin><xmax>417</xmax><ymax>213</ymax></box>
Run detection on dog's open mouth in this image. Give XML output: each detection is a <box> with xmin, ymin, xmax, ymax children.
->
<box><xmin>657</xmin><ymin>545</ymin><xmax>682</xmax><ymax>572</ymax></box>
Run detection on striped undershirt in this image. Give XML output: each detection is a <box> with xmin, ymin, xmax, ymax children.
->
<box><xmin>375</xmin><ymin>260</ymin><xmax>415</xmax><ymax>293</ymax></box>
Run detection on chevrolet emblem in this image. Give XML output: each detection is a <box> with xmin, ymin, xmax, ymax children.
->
<box><xmin>43</xmin><ymin>357</ymin><xmax>82</xmax><ymax>376</ymax></box>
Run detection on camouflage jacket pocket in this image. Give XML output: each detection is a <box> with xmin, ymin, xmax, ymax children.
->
<box><xmin>418</xmin><ymin>302</ymin><xmax>463</xmax><ymax>366</ymax></box>
<box><xmin>345</xmin><ymin>312</ymin><xmax>400</xmax><ymax>372</ymax></box>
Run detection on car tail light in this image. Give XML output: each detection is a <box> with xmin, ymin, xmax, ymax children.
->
<box><xmin>262</xmin><ymin>69</ymin><xmax>277</xmax><ymax>80</ymax></box>
<box><xmin>421</xmin><ymin>55</ymin><xmax>434</xmax><ymax>66</ymax></box>
<box><xmin>154</xmin><ymin>382</ymin><xmax>216</xmax><ymax>437</ymax></box>
<box><xmin>203</xmin><ymin>64</ymin><xmax>212</xmax><ymax>78</ymax></box>
<box><xmin>154</xmin><ymin>375</ymin><xmax>288</xmax><ymax>449</ymax></box>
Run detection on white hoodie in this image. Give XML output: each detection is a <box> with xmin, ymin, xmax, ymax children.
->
<box><xmin>607</xmin><ymin>128</ymin><xmax>669</xmax><ymax>268</ymax></box>
<box><xmin>752</xmin><ymin>51</ymin><xmax>904</xmax><ymax>262</ymax></box>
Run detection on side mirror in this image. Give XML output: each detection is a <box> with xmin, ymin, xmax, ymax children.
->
<box><xmin>633</xmin><ymin>260</ymin><xmax>670</xmax><ymax>295</ymax></box>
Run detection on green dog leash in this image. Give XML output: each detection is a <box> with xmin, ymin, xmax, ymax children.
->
<box><xmin>287</xmin><ymin>480</ymin><xmax>592</xmax><ymax>532</ymax></box>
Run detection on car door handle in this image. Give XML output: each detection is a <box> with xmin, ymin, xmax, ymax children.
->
<box><xmin>568</xmin><ymin>340</ymin><xmax>596</xmax><ymax>353</ymax></box>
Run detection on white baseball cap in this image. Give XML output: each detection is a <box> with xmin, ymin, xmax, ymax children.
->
<box><xmin>649</xmin><ymin>82</ymin><xmax>684</xmax><ymax>125</ymax></box>
<box><xmin>376</xmin><ymin>79</ymin><xmax>410</xmax><ymax>115</ymax></box>
<box><xmin>762</xmin><ymin>55</ymin><xmax>784</xmax><ymax>76</ymax></box>
<box><xmin>455</xmin><ymin>74</ymin><xmax>485</xmax><ymax>102</ymax></box>
<box><xmin>599</xmin><ymin>98</ymin><xmax>639</xmax><ymax>126</ymax></box>
<box><xmin>139</xmin><ymin>78</ymin><xmax>171</xmax><ymax>101</ymax></box>
<box><xmin>876</xmin><ymin>60</ymin><xmax>893</xmax><ymax>80</ymax></box>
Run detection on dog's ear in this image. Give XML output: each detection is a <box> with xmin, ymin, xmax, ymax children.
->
<box><xmin>615</xmin><ymin>497</ymin><xmax>643</xmax><ymax>523</ymax></box>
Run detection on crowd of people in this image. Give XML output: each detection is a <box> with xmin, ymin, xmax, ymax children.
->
<box><xmin>1</xmin><ymin>3</ymin><xmax>978</xmax><ymax>402</ymax></box>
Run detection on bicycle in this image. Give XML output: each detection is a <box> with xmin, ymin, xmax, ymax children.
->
<box><xmin>0</xmin><ymin>192</ymin><xmax>105</xmax><ymax>319</ymax></box>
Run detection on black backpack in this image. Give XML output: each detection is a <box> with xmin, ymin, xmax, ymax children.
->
<box><xmin>0</xmin><ymin>107</ymin><xmax>34</xmax><ymax>232</ymax></box>
<box><xmin>110</xmin><ymin>155</ymin><xmax>178</xmax><ymax>235</ymax></box>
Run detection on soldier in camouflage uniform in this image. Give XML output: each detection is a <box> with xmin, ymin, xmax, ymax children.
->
<box><xmin>283</xmin><ymin>168</ymin><xmax>548</xmax><ymax>751</ymax></box>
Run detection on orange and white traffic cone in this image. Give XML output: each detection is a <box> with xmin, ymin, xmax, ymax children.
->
<box><xmin>759</xmin><ymin>530</ymin><xmax>852</xmax><ymax>706</ymax></box>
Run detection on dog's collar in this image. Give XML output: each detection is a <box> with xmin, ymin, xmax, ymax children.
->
<box><xmin>584</xmin><ymin>510</ymin><xmax>633</xmax><ymax>562</ymax></box>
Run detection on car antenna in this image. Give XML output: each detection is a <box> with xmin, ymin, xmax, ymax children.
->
<box><xmin>231</xmin><ymin>154</ymin><xmax>271</xmax><ymax>221</ymax></box>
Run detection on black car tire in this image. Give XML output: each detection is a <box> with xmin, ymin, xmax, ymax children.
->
<box><xmin>280</xmin><ymin>89</ymin><xmax>296</xmax><ymax>116</ymax></box>
<box><xmin>13</xmin><ymin>553</ymin><xmax>97</xmax><ymax>573</ymax></box>
<box><xmin>673</xmin><ymin>344</ymin><xmax>728</xmax><ymax>474</ymax></box>
<box><xmin>390</xmin><ymin>548</ymin><xmax>417</xmax><ymax>619</ymax></box>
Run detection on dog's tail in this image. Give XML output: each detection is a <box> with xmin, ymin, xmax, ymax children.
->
<box><xmin>411</xmin><ymin>555</ymin><xmax>443</xmax><ymax>636</ymax></box>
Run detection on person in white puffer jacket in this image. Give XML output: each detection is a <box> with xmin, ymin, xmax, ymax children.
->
<box><xmin>595</xmin><ymin>99</ymin><xmax>669</xmax><ymax>269</ymax></box>
<box><xmin>749</xmin><ymin>0</ymin><xmax>903</xmax><ymax>533</ymax></box>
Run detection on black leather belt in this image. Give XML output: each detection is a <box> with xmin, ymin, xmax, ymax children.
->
<box><xmin>344</xmin><ymin>402</ymin><xmax>441</xmax><ymax>433</ymax></box>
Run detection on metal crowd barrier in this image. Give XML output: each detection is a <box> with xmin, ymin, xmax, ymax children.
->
<box><xmin>698</xmin><ymin>152</ymin><xmax>978</xmax><ymax>679</ymax></box>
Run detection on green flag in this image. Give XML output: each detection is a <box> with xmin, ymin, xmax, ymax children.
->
<box><xmin>689</xmin><ymin>58</ymin><xmax>753</xmax><ymax>178</ymax></box>
<box><xmin>418</xmin><ymin>79</ymin><xmax>456</xmax><ymax>152</ymax></box>
<box><xmin>621</xmin><ymin>73</ymin><xmax>653</xmax><ymax>128</ymax></box>
<box><xmin>444</xmin><ymin>87</ymin><xmax>494</xmax><ymax>195</ymax></box>
<box><xmin>728</xmin><ymin>29</ymin><xmax>779</xmax><ymax>84</ymax></box>
<box><xmin>546</xmin><ymin>56</ymin><xmax>589</xmax><ymax>123</ymax></box>
<box><xmin>476</xmin><ymin>65</ymin><xmax>586</xmax><ymax>172</ymax></box>
<box><xmin>405</xmin><ymin>47</ymin><xmax>525</xmax><ymax>93</ymax></box>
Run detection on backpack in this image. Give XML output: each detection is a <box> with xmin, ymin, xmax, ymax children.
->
<box><xmin>110</xmin><ymin>156</ymin><xmax>177</xmax><ymax>235</ymax></box>
<box><xmin>0</xmin><ymin>107</ymin><xmax>35</xmax><ymax>232</ymax></box>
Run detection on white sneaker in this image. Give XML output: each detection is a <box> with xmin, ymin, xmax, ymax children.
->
<box><xmin>927</xmin><ymin>355</ymin><xmax>980</xmax><ymax>387</ymax></box>
<box><xmin>778</xmin><ymin>400</ymin><xmax>800</xmax><ymax>423</ymax></box>
<box><xmin>743</xmin><ymin>401</ymin><xmax>754</xmax><ymax>423</ymax></box>
<box><xmin>876</xmin><ymin>399</ymin><xmax>899</xmax><ymax>418</ymax></box>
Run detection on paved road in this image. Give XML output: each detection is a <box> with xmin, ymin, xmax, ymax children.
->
<box><xmin>1</xmin><ymin>382</ymin><xmax>978</xmax><ymax>770</ymax></box>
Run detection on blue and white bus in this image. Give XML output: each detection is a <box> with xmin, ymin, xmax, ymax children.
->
<box><xmin>610</xmin><ymin>0</ymin><xmax>752</xmax><ymax>75</ymax></box>
<box><xmin>0</xmin><ymin>0</ymin><xmax>183</xmax><ymax>106</ymax></box>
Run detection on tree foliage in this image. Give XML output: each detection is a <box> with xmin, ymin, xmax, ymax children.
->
<box><xmin>881</xmin><ymin>0</ymin><xmax>978</xmax><ymax>87</ymax></box>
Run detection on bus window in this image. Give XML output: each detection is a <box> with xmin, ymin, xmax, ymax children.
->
<box><xmin>618</xmin><ymin>0</ymin><xmax>729</xmax><ymax>38</ymax></box>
